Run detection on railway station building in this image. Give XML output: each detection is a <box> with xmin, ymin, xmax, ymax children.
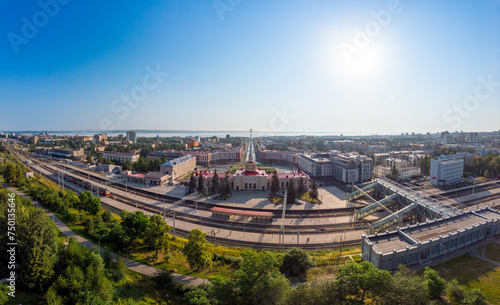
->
<box><xmin>193</xmin><ymin>156</ymin><xmax>310</xmax><ymax>191</ymax></box>
<box><xmin>361</xmin><ymin>207</ymin><xmax>500</xmax><ymax>270</ymax></box>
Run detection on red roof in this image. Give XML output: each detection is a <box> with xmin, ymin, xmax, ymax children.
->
<box><xmin>211</xmin><ymin>207</ymin><xmax>273</xmax><ymax>217</ymax></box>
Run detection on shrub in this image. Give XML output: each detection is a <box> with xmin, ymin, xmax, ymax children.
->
<box><xmin>280</xmin><ymin>248</ymin><xmax>313</xmax><ymax>279</ymax></box>
<box><xmin>447</xmin><ymin>279</ymin><xmax>466</xmax><ymax>303</ymax></box>
<box><xmin>424</xmin><ymin>267</ymin><xmax>446</xmax><ymax>300</ymax></box>
<box><xmin>152</xmin><ymin>270</ymin><xmax>174</xmax><ymax>290</ymax></box>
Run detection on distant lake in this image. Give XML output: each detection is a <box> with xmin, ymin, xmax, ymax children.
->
<box><xmin>10</xmin><ymin>130</ymin><xmax>358</xmax><ymax>138</ymax></box>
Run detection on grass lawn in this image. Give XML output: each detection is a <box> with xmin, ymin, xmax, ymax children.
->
<box><xmin>298</xmin><ymin>191</ymin><xmax>321</xmax><ymax>204</ymax></box>
<box><xmin>112</xmin><ymin>269</ymin><xmax>184</xmax><ymax>304</ymax></box>
<box><xmin>269</xmin><ymin>194</ymin><xmax>284</xmax><ymax>204</ymax></box>
<box><xmin>429</xmin><ymin>252</ymin><xmax>500</xmax><ymax>304</ymax></box>
<box><xmin>479</xmin><ymin>242</ymin><xmax>500</xmax><ymax>262</ymax></box>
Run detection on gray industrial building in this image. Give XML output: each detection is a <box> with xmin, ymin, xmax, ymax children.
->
<box><xmin>361</xmin><ymin>207</ymin><xmax>500</xmax><ymax>270</ymax></box>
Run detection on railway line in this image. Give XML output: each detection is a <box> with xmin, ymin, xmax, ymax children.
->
<box><xmin>44</xmin><ymin>163</ymin><xmax>368</xmax><ymax>235</ymax></box>
<box><xmin>23</xmin><ymin>156</ymin><xmax>364</xmax><ymax>249</ymax></box>
<box><xmin>11</xmin><ymin>149</ymin><xmax>500</xmax><ymax>250</ymax></box>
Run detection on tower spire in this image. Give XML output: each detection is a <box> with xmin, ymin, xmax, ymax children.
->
<box><xmin>249</xmin><ymin>129</ymin><xmax>254</xmax><ymax>161</ymax></box>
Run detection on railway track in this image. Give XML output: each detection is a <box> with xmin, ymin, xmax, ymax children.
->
<box><xmin>24</xmin><ymin>157</ymin><xmax>364</xmax><ymax>249</ymax></box>
<box><xmin>47</xmin><ymin>164</ymin><xmax>368</xmax><ymax>235</ymax></box>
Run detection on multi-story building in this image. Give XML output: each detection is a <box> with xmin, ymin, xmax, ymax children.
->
<box><xmin>160</xmin><ymin>154</ymin><xmax>196</xmax><ymax>179</ymax></box>
<box><xmin>48</xmin><ymin>148</ymin><xmax>84</xmax><ymax>160</ymax></box>
<box><xmin>93</xmin><ymin>133</ymin><xmax>107</xmax><ymax>143</ymax></box>
<box><xmin>187</xmin><ymin>139</ymin><xmax>199</xmax><ymax>149</ymax></box>
<box><xmin>298</xmin><ymin>154</ymin><xmax>332</xmax><ymax>177</ymax></box>
<box><xmin>374</xmin><ymin>166</ymin><xmax>421</xmax><ymax>179</ymax></box>
<box><xmin>384</xmin><ymin>158</ymin><xmax>409</xmax><ymax>169</ymax></box>
<box><xmin>469</xmin><ymin>132</ymin><xmax>479</xmax><ymax>142</ymax></box>
<box><xmin>102</xmin><ymin>151</ymin><xmax>140</xmax><ymax>164</ymax></box>
<box><xmin>440</xmin><ymin>131</ymin><xmax>451</xmax><ymax>144</ymax></box>
<box><xmin>430</xmin><ymin>158</ymin><xmax>464</xmax><ymax>186</ymax></box>
<box><xmin>190</xmin><ymin>147</ymin><xmax>244</xmax><ymax>166</ymax></box>
<box><xmin>257</xmin><ymin>144</ymin><xmax>299</xmax><ymax>166</ymax></box>
<box><xmin>373</xmin><ymin>153</ymin><xmax>390</xmax><ymax>165</ymax></box>
<box><xmin>437</xmin><ymin>153</ymin><xmax>475</xmax><ymax>167</ymax></box>
<box><xmin>147</xmin><ymin>150</ymin><xmax>184</xmax><ymax>160</ymax></box>
<box><xmin>330</xmin><ymin>153</ymin><xmax>373</xmax><ymax>184</ymax></box>
<box><xmin>126</xmin><ymin>130</ymin><xmax>137</xmax><ymax>144</ymax></box>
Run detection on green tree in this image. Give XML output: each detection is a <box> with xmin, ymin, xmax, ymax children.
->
<box><xmin>121</xmin><ymin>210</ymin><xmax>150</xmax><ymax>241</ymax></box>
<box><xmin>183</xmin><ymin>228</ymin><xmax>213</xmax><ymax>270</ymax></box>
<box><xmin>424</xmin><ymin>267</ymin><xmax>446</xmax><ymax>300</ymax></box>
<box><xmin>0</xmin><ymin>283</ymin><xmax>9</xmax><ymax>305</ymax></box>
<box><xmin>188</xmin><ymin>175</ymin><xmax>197</xmax><ymax>194</ymax></box>
<box><xmin>212</xmin><ymin>170</ymin><xmax>220</xmax><ymax>194</ymax></box>
<box><xmin>46</xmin><ymin>238</ymin><xmax>113</xmax><ymax>304</ymax></box>
<box><xmin>87</xmin><ymin>151</ymin><xmax>93</xmax><ymax>164</ymax></box>
<box><xmin>198</xmin><ymin>173</ymin><xmax>204</xmax><ymax>192</ymax></box>
<box><xmin>96</xmin><ymin>151</ymin><xmax>103</xmax><ymax>164</ymax></box>
<box><xmin>386</xmin><ymin>165</ymin><xmax>399</xmax><ymax>181</ymax></box>
<box><xmin>3</xmin><ymin>162</ymin><xmax>23</xmax><ymax>185</ymax></box>
<box><xmin>122</xmin><ymin>160</ymin><xmax>132</xmax><ymax>170</ymax></box>
<box><xmin>222</xmin><ymin>176</ymin><xmax>231</xmax><ymax>197</ymax></box>
<box><xmin>287</xmin><ymin>179</ymin><xmax>296</xmax><ymax>204</ymax></box>
<box><xmin>483</xmin><ymin>169</ymin><xmax>490</xmax><ymax>178</ymax></box>
<box><xmin>145</xmin><ymin>215</ymin><xmax>172</xmax><ymax>257</ymax></box>
<box><xmin>87</xmin><ymin>196</ymin><xmax>101</xmax><ymax>215</ymax></box>
<box><xmin>447</xmin><ymin>279</ymin><xmax>466</xmax><ymax>303</ymax></box>
<box><xmin>15</xmin><ymin>207</ymin><xmax>58</xmax><ymax>291</ymax></box>
<box><xmin>336</xmin><ymin>261</ymin><xmax>392</xmax><ymax>304</ymax></box>
<box><xmin>462</xmin><ymin>288</ymin><xmax>487</xmax><ymax>305</ymax></box>
<box><xmin>283</xmin><ymin>281</ymin><xmax>346</xmax><ymax>305</ymax></box>
<box><xmin>233</xmin><ymin>250</ymin><xmax>289</xmax><ymax>305</ymax></box>
<box><xmin>297</xmin><ymin>177</ymin><xmax>305</xmax><ymax>195</ymax></box>
<box><xmin>280</xmin><ymin>248</ymin><xmax>313</xmax><ymax>280</ymax></box>
<box><xmin>271</xmin><ymin>173</ymin><xmax>280</xmax><ymax>195</ymax></box>
<box><xmin>310</xmin><ymin>179</ymin><xmax>318</xmax><ymax>200</ymax></box>
<box><xmin>383</xmin><ymin>265</ymin><xmax>429</xmax><ymax>305</ymax></box>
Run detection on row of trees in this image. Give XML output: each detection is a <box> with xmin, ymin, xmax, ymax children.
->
<box><xmin>122</xmin><ymin>156</ymin><xmax>164</xmax><ymax>172</ymax></box>
<box><xmin>181</xmin><ymin>255</ymin><xmax>486</xmax><ymax>305</ymax></box>
<box><xmin>188</xmin><ymin>171</ymin><xmax>232</xmax><ymax>198</ymax></box>
<box><xmin>465</xmin><ymin>153</ymin><xmax>500</xmax><ymax>178</ymax></box>
<box><xmin>0</xmin><ymin>190</ymin><xmax>127</xmax><ymax>304</ymax></box>
<box><xmin>271</xmin><ymin>175</ymin><xmax>318</xmax><ymax>204</ymax></box>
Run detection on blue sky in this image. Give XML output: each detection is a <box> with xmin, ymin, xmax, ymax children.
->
<box><xmin>1</xmin><ymin>0</ymin><xmax>499</xmax><ymax>135</ymax></box>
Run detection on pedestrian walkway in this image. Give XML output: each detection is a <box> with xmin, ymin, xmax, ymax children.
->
<box><xmin>0</xmin><ymin>182</ymin><xmax>204</xmax><ymax>286</ymax></box>
<box><xmin>469</xmin><ymin>250</ymin><xmax>500</xmax><ymax>267</ymax></box>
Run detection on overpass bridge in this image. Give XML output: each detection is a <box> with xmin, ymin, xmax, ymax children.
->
<box><xmin>351</xmin><ymin>178</ymin><xmax>461</xmax><ymax>233</ymax></box>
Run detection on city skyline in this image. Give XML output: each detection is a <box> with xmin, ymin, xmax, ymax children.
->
<box><xmin>1</xmin><ymin>1</ymin><xmax>499</xmax><ymax>134</ymax></box>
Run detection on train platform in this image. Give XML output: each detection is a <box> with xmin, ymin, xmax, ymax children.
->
<box><xmin>55</xmin><ymin>161</ymin><xmax>352</xmax><ymax>211</ymax></box>
<box><xmin>35</xmin><ymin>163</ymin><xmax>365</xmax><ymax>247</ymax></box>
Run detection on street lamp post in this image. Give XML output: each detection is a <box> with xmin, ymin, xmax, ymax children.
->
<box><xmin>99</xmin><ymin>235</ymin><xmax>106</xmax><ymax>257</ymax></box>
<box><xmin>52</xmin><ymin>210</ymin><xmax>59</xmax><ymax>222</ymax></box>
<box><xmin>314</xmin><ymin>259</ymin><xmax>317</xmax><ymax>282</ymax></box>
<box><xmin>203</xmin><ymin>259</ymin><xmax>208</xmax><ymax>284</ymax></box>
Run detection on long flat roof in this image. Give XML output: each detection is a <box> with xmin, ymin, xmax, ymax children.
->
<box><xmin>405</xmin><ymin>213</ymin><xmax>485</xmax><ymax>242</ymax></box>
<box><xmin>366</xmin><ymin>208</ymin><xmax>500</xmax><ymax>254</ymax></box>
<box><xmin>211</xmin><ymin>207</ymin><xmax>273</xmax><ymax>217</ymax></box>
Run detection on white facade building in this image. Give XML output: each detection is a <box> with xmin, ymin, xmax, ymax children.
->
<box><xmin>430</xmin><ymin>158</ymin><xmax>464</xmax><ymax>186</ymax></box>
